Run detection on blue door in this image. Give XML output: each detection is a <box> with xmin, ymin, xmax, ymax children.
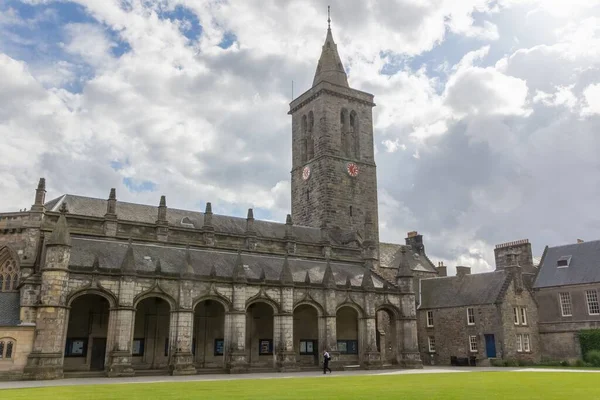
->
<box><xmin>484</xmin><ymin>334</ymin><xmax>496</xmax><ymax>358</ymax></box>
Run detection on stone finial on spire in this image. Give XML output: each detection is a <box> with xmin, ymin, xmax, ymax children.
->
<box><xmin>280</xmin><ymin>254</ymin><xmax>294</xmax><ymax>286</ymax></box>
<box><xmin>48</xmin><ymin>213</ymin><xmax>71</xmax><ymax>246</ymax></box>
<box><xmin>157</xmin><ymin>195</ymin><xmax>167</xmax><ymax>224</ymax></box>
<box><xmin>105</xmin><ymin>188</ymin><xmax>117</xmax><ymax>219</ymax></box>
<box><xmin>232</xmin><ymin>250</ymin><xmax>247</xmax><ymax>283</ymax></box>
<box><xmin>322</xmin><ymin>259</ymin><xmax>337</xmax><ymax>289</ymax></box>
<box><xmin>120</xmin><ymin>239</ymin><xmax>136</xmax><ymax>275</ymax></box>
<box><xmin>361</xmin><ymin>266</ymin><xmax>375</xmax><ymax>290</ymax></box>
<box><xmin>182</xmin><ymin>244</ymin><xmax>195</xmax><ymax>278</ymax></box>
<box><xmin>34</xmin><ymin>177</ymin><xmax>46</xmax><ymax>206</ymax></box>
<box><xmin>396</xmin><ymin>246</ymin><xmax>414</xmax><ymax>279</ymax></box>
<box><xmin>246</xmin><ymin>208</ymin><xmax>255</xmax><ymax>233</ymax></box>
<box><xmin>313</xmin><ymin>7</ymin><xmax>348</xmax><ymax>88</ymax></box>
<box><xmin>203</xmin><ymin>202</ymin><xmax>214</xmax><ymax>230</ymax></box>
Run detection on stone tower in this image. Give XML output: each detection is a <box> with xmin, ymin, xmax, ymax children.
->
<box><xmin>289</xmin><ymin>19</ymin><xmax>379</xmax><ymax>246</ymax></box>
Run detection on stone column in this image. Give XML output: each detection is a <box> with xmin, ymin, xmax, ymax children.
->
<box><xmin>361</xmin><ymin>293</ymin><xmax>381</xmax><ymax>369</ymax></box>
<box><xmin>105</xmin><ymin>274</ymin><xmax>136</xmax><ymax>377</ymax></box>
<box><xmin>400</xmin><ymin>294</ymin><xmax>422</xmax><ymax>368</ymax></box>
<box><xmin>106</xmin><ymin>306</ymin><xmax>136</xmax><ymax>377</ymax></box>
<box><xmin>275</xmin><ymin>286</ymin><xmax>297</xmax><ymax>371</ymax></box>
<box><xmin>397</xmin><ymin>247</ymin><xmax>423</xmax><ymax>368</ymax></box>
<box><xmin>23</xmin><ymin>213</ymin><xmax>71</xmax><ymax>380</ymax></box>
<box><xmin>169</xmin><ymin>309</ymin><xmax>196</xmax><ymax>375</ymax></box>
<box><xmin>360</xmin><ymin>316</ymin><xmax>381</xmax><ymax>369</ymax></box>
<box><xmin>226</xmin><ymin>283</ymin><xmax>248</xmax><ymax>372</ymax></box>
<box><xmin>321</xmin><ymin>288</ymin><xmax>340</xmax><ymax>366</ymax></box>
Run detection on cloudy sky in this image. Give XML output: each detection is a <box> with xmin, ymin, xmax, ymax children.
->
<box><xmin>1</xmin><ymin>0</ymin><xmax>600</xmax><ymax>274</ymax></box>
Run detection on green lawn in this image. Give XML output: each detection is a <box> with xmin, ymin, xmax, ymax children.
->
<box><xmin>1</xmin><ymin>372</ymin><xmax>599</xmax><ymax>400</ymax></box>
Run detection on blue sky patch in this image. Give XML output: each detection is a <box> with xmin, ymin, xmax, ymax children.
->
<box><xmin>123</xmin><ymin>177</ymin><xmax>157</xmax><ymax>193</ymax></box>
<box><xmin>219</xmin><ymin>32</ymin><xmax>237</xmax><ymax>49</ymax></box>
<box><xmin>159</xmin><ymin>4</ymin><xmax>203</xmax><ymax>42</ymax></box>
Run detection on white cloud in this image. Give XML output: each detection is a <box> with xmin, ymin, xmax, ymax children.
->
<box><xmin>445</xmin><ymin>62</ymin><xmax>531</xmax><ymax>117</ymax></box>
<box><xmin>582</xmin><ymin>83</ymin><xmax>600</xmax><ymax>115</ymax></box>
<box><xmin>1</xmin><ymin>0</ymin><xmax>600</xmax><ymax>273</ymax></box>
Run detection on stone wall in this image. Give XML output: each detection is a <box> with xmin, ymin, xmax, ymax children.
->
<box><xmin>418</xmin><ymin>303</ymin><xmax>502</xmax><ymax>366</ymax></box>
<box><xmin>0</xmin><ymin>327</ymin><xmax>35</xmax><ymax>379</ymax></box>
<box><xmin>535</xmin><ymin>283</ymin><xmax>600</xmax><ymax>361</ymax></box>
<box><xmin>499</xmin><ymin>283</ymin><xmax>541</xmax><ymax>363</ymax></box>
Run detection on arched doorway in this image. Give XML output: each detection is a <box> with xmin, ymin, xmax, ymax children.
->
<box><xmin>293</xmin><ymin>304</ymin><xmax>319</xmax><ymax>366</ymax></box>
<box><xmin>246</xmin><ymin>302</ymin><xmax>274</xmax><ymax>367</ymax></box>
<box><xmin>64</xmin><ymin>294</ymin><xmax>110</xmax><ymax>371</ymax></box>
<box><xmin>193</xmin><ymin>299</ymin><xmax>226</xmax><ymax>369</ymax></box>
<box><xmin>133</xmin><ymin>297</ymin><xmax>171</xmax><ymax>371</ymax></box>
<box><xmin>336</xmin><ymin>306</ymin><xmax>359</xmax><ymax>364</ymax></box>
<box><xmin>376</xmin><ymin>308</ymin><xmax>398</xmax><ymax>365</ymax></box>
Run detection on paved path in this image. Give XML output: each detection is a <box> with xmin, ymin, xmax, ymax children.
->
<box><xmin>0</xmin><ymin>367</ymin><xmax>598</xmax><ymax>390</ymax></box>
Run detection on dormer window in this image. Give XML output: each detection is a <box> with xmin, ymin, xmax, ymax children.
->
<box><xmin>180</xmin><ymin>217</ymin><xmax>195</xmax><ymax>228</ymax></box>
<box><xmin>557</xmin><ymin>255</ymin><xmax>571</xmax><ymax>268</ymax></box>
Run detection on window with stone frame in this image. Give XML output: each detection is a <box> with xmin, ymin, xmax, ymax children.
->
<box><xmin>426</xmin><ymin>311</ymin><xmax>434</xmax><ymax>327</ymax></box>
<box><xmin>513</xmin><ymin>307</ymin><xmax>519</xmax><ymax>324</ymax></box>
<box><xmin>0</xmin><ymin>338</ymin><xmax>15</xmax><ymax>360</ymax></box>
<box><xmin>586</xmin><ymin>290</ymin><xmax>600</xmax><ymax>315</ymax></box>
<box><xmin>467</xmin><ymin>308</ymin><xmax>475</xmax><ymax>325</ymax></box>
<box><xmin>523</xmin><ymin>334</ymin><xmax>531</xmax><ymax>352</ymax></box>
<box><xmin>428</xmin><ymin>336</ymin><xmax>436</xmax><ymax>353</ymax></box>
<box><xmin>0</xmin><ymin>248</ymin><xmax>19</xmax><ymax>292</ymax></box>
<box><xmin>520</xmin><ymin>307</ymin><xmax>528</xmax><ymax>325</ymax></box>
<box><xmin>469</xmin><ymin>335</ymin><xmax>478</xmax><ymax>352</ymax></box>
<box><xmin>516</xmin><ymin>334</ymin><xmax>523</xmax><ymax>352</ymax></box>
<box><xmin>559</xmin><ymin>292</ymin><xmax>572</xmax><ymax>316</ymax></box>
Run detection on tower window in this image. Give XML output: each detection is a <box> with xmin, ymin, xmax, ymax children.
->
<box><xmin>306</xmin><ymin>189</ymin><xmax>309</xmax><ymax>201</ymax></box>
<box><xmin>349</xmin><ymin>206</ymin><xmax>353</xmax><ymax>217</ymax></box>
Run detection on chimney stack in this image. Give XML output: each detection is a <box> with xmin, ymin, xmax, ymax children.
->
<box><xmin>505</xmin><ymin>253</ymin><xmax>524</xmax><ymax>293</ymax></box>
<box><xmin>456</xmin><ymin>266</ymin><xmax>471</xmax><ymax>278</ymax></box>
<box><xmin>405</xmin><ymin>231</ymin><xmax>425</xmax><ymax>255</ymax></box>
<box><xmin>494</xmin><ymin>239</ymin><xmax>533</xmax><ymax>272</ymax></box>
<box><xmin>436</xmin><ymin>261</ymin><xmax>447</xmax><ymax>277</ymax></box>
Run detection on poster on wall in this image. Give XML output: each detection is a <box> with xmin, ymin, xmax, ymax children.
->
<box><xmin>306</xmin><ymin>341</ymin><xmax>314</xmax><ymax>354</ymax></box>
<box><xmin>72</xmin><ymin>340</ymin><xmax>84</xmax><ymax>355</ymax></box>
<box><xmin>259</xmin><ymin>339</ymin><xmax>273</xmax><ymax>355</ymax></box>
<box><xmin>132</xmin><ymin>339</ymin><xmax>144</xmax><ymax>356</ymax></box>
<box><xmin>214</xmin><ymin>339</ymin><xmax>224</xmax><ymax>356</ymax></box>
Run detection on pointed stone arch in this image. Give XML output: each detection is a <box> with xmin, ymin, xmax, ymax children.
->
<box><xmin>192</xmin><ymin>295</ymin><xmax>232</xmax><ymax>312</ymax></box>
<box><xmin>133</xmin><ymin>287</ymin><xmax>177</xmax><ymax>310</ymax></box>
<box><xmin>375</xmin><ymin>304</ymin><xmax>401</xmax><ymax>365</ymax></box>
<box><xmin>67</xmin><ymin>287</ymin><xmax>118</xmax><ymax>309</ymax></box>
<box><xmin>0</xmin><ymin>246</ymin><xmax>20</xmax><ymax>292</ymax></box>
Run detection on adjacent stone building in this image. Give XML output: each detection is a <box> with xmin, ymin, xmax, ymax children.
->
<box><xmin>0</xmin><ymin>22</ymin><xmax>423</xmax><ymax>381</ymax></box>
<box><xmin>533</xmin><ymin>239</ymin><xmax>600</xmax><ymax>362</ymax></box>
<box><xmin>417</xmin><ymin>240</ymin><xmax>541</xmax><ymax>366</ymax></box>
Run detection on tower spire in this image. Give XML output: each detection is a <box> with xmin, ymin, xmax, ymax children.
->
<box><xmin>312</xmin><ymin>7</ymin><xmax>348</xmax><ymax>88</ymax></box>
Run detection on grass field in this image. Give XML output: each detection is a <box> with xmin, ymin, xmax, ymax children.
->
<box><xmin>1</xmin><ymin>372</ymin><xmax>599</xmax><ymax>400</ymax></box>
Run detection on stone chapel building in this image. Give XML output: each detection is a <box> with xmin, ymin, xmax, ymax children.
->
<box><xmin>0</xmin><ymin>23</ymin><xmax>425</xmax><ymax>380</ymax></box>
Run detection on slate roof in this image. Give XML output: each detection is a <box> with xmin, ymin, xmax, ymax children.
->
<box><xmin>419</xmin><ymin>271</ymin><xmax>510</xmax><ymax>309</ymax></box>
<box><xmin>379</xmin><ymin>242</ymin><xmax>437</xmax><ymax>273</ymax></box>
<box><xmin>0</xmin><ymin>292</ymin><xmax>20</xmax><ymax>326</ymax></box>
<box><xmin>68</xmin><ymin>237</ymin><xmax>385</xmax><ymax>288</ymax></box>
<box><xmin>45</xmin><ymin>194</ymin><xmax>322</xmax><ymax>243</ymax></box>
<box><xmin>533</xmin><ymin>240</ymin><xmax>600</xmax><ymax>289</ymax></box>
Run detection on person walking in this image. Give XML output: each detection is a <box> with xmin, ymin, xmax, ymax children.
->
<box><xmin>323</xmin><ymin>350</ymin><xmax>332</xmax><ymax>374</ymax></box>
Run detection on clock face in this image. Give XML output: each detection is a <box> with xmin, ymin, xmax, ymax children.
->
<box><xmin>347</xmin><ymin>163</ymin><xmax>359</xmax><ymax>177</ymax></box>
<box><xmin>302</xmin><ymin>166</ymin><xmax>311</xmax><ymax>181</ymax></box>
